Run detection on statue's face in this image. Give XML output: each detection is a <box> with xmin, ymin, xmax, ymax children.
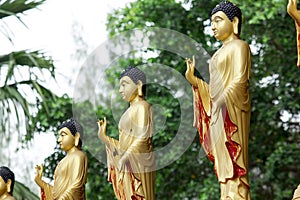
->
<box><xmin>57</xmin><ymin>127</ymin><xmax>76</xmax><ymax>151</ymax></box>
<box><xmin>119</xmin><ymin>76</ymin><xmax>138</xmax><ymax>102</ymax></box>
<box><xmin>211</xmin><ymin>11</ymin><xmax>234</xmax><ymax>41</ymax></box>
<box><xmin>0</xmin><ymin>176</ymin><xmax>7</xmax><ymax>197</ymax></box>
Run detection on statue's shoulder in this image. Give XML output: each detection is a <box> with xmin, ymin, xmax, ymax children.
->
<box><xmin>230</xmin><ymin>39</ymin><xmax>249</xmax><ymax>49</ymax></box>
<box><xmin>134</xmin><ymin>100</ymin><xmax>151</xmax><ymax>109</ymax></box>
<box><xmin>72</xmin><ymin>149</ymin><xmax>87</xmax><ymax>161</ymax></box>
<box><xmin>228</xmin><ymin>39</ymin><xmax>251</xmax><ymax>56</ymax></box>
<box><xmin>130</xmin><ymin>100</ymin><xmax>151</xmax><ymax>117</ymax></box>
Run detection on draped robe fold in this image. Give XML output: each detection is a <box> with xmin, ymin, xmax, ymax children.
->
<box><xmin>193</xmin><ymin>39</ymin><xmax>251</xmax><ymax>199</ymax></box>
<box><xmin>105</xmin><ymin>100</ymin><xmax>155</xmax><ymax>200</ymax></box>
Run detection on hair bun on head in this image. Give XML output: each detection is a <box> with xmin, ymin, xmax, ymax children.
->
<box><xmin>58</xmin><ymin>118</ymin><xmax>83</xmax><ymax>136</ymax></box>
<box><xmin>211</xmin><ymin>1</ymin><xmax>241</xmax><ymax>22</ymax></box>
<box><xmin>211</xmin><ymin>1</ymin><xmax>242</xmax><ymax>35</ymax></box>
<box><xmin>0</xmin><ymin>166</ymin><xmax>14</xmax><ymax>183</ymax></box>
<box><xmin>120</xmin><ymin>66</ymin><xmax>146</xmax><ymax>85</ymax></box>
<box><xmin>0</xmin><ymin>166</ymin><xmax>15</xmax><ymax>194</ymax></box>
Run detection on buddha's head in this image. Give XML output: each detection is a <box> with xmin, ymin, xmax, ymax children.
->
<box><xmin>211</xmin><ymin>1</ymin><xmax>242</xmax><ymax>39</ymax></box>
<box><xmin>0</xmin><ymin>166</ymin><xmax>14</xmax><ymax>197</ymax></box>
<box><xmin>119</xmin><ymin>66</ymin><xmax>146</xmax><ymax>102</ymax></box>
<box><xmin>58</xmin><ymin>118</ymin><xmax>83</xmax><ymax>151</ymax></box>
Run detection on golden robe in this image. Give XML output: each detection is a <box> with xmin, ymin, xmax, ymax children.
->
<box><xmin>106</xmin><ymin>99</ymin><xmax>155</xmax><ymax>200</ymax></box>
<box><xmin>193</xmin><ymin>39</ymin><xmax>251</xmax><ymax>199</ymax></box>
<box><xmin>40</xmin><ymin>149</ymin><xmax>88</xmax><ymax>200</ymax></box>
<box><xmin>293</xmin><ymin>184</ymin><xmax>300</xmax><ymax>199</ymax></box>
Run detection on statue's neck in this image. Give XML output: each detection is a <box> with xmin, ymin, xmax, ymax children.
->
<box><xmin>66</xmin><ymin>146</ymin><xmax>78</xmax><ymax>155</ymax></box>
<box><xmin>221</xmin><ymin>34</ymin><xmax>238</xmax><ymax>45</ymax></box>
<box><xmin>130</xmin><ymin>95</ymin><xmax>143</xmax><ymax>105</ymax></box>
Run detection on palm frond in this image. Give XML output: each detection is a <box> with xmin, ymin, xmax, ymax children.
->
<box><xmin>0</xmin><ymin>0</ymin><xmax>45</xmax><ymax>19</ymax></box>
<box><xmin>14</xmin><ymin>180</ymin><xmax>39</xmax><ymax>200</ymax></box>
<box><xmin>2</xmin><ymin>84</ymin><xmax>31</xmax><ymax>117</ymax></box>
<box><xmin>0</xmin><ymin>50</ymin><xmax>54</xmax><ymax>70</ymax></box>
<box><xmin>0</xmin><ymin>50</ymin><xmax>55</xmax><ymax>84</ymax></box>
<box><xmin>0</xmin><ymin>79</ymin><xmax>57</xmax><ymax>140</ymax></box>
<box><xmin>0</xmin><ymin>0</ymin><xmax>58</xmax><ymax>144</ymax></box>
<box><xmin>0</xmin><ymin>19</ymin><xmax>14</xmax><ymax>42</ymax></box>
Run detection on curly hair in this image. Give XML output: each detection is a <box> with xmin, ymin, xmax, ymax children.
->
<box><xmin>211</xmin><ymin>1</ymin><xmax>242</xmax><ymax>35</ymax></box>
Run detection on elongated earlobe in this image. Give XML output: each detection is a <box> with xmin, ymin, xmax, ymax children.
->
<box><xmin>7</xmin><ymin>179</ymin><xmax>11</xmax><ymax>193</ymax></box>
<box><xmin>233</xmin><ymin>17</ymin><xmax>239</xmax><ymax>35</ymax></box>
<box><xmin>137</xmin><ymin>80</ymin><xmax>143</xmax><ymax>97</ymax></box>
<box><xmin>138</xmin><ymin>87</ymin><xmax>143</xmax><ymax>96</ymax></box>
<box><xmin>75</xmin><ymin>132</ymin><xmax>80</xmax><ymax>147</ymax></box>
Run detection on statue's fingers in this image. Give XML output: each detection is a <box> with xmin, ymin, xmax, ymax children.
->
<box><xmin>192</xmin><ymin>55</ymin><xmax>196</xmax><ymax>67</ymax></box>
<box><xmin>186</xmin><ymin>61</ymin><xmax>190</xmax><ymax>71</ymax></box>
<box><xmin>293</xmin><ymin>0</ymin><xmax>297</xmax><ymax>5</ymax></box>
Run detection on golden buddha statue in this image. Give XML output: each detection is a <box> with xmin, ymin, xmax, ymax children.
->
<box><xmin>287</xmin><ymin>0</ymin><xmax>300</xmax><ymax>67</ymax></box>
<box><xmin>34</xmin><ymin>118</ymin><xmax>88</xmax><ymax>200</ymax></box>
<box><xmin>185</xmin><ymin>1</ymin><xmax>251</xmax><ymax>199</ymax></box>
<box><xmin>98</xmin><ymin>66</ymin><xmax>155</xmax><ymax>200</ymax></box>
<box><xmin>0</xmin><ymin>166</ymin><xmax>15</xmax><ymax>200</ymax></box>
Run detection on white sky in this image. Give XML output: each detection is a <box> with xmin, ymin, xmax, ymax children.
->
<box><xmin>1</xmin><ymin>0</ymin><xmax>135</xmax><ymax>95</ymax></box>
<box><xmin>0</xmin><ymin>0</ymin><xmax>134</xmax><ymax>195</ymax></box>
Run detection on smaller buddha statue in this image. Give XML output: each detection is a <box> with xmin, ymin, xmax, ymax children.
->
<box><xmin>98</xmin><ymin>66</ymin><xmax>155</xmax><ymax>200</ymax></box>
<box><xmin>0</xmin><ymin>166</ymin><xmax>15</xmax><ymax>200</ymax></box>
<box><xmin>34</xmin><ymin>118</ymin><xmax>88</xmax><ymax>200</ymax></box>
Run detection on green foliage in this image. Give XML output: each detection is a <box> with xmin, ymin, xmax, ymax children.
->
<box><xmin>0</xmin><ymin>0</ymin><xmax>46</xmax><ymax>42</ymax></box>
<box><xmin>14</xmin><ymin>180</ymin><xmax>39</xmax><ymax>200</ymax></box>
<box><xmin>0</xmin><ymin>0</ymin><xmax>45</xmax><ymax>19</ymax></box>
<box><xmin>0</xmin><ymin>0</ymin><xmax>57</xmax><ymax>143</ymax></box>
<box><xmin>0</xmin><ymin>50</ymin><xmax>56</xmax><ymax>141</ymax></box>
<box><xmin>264</xmin><ymin>142</ymin><xmax>300</xmax><ymax>199</ymax></box>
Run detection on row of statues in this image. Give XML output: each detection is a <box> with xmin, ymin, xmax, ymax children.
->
<box><xmin>1</xmin><ymin>0</ymin><xmax>299</xmax><ymax>199</ymax></box>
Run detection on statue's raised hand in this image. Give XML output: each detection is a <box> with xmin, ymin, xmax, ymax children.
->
<box><xmin>98</xmin><ymin>117</ymin><xmax>107</xmax><ymax>143</ymax></box>
<box><xmin>34</xmin><ymin>164</ymin><xmax>44</xmax><ymax>188</ymax></box>
<box><xmin>185</xmin><ymin>56</ymin><xmax>197</xmax><ymax>86</ymax></box>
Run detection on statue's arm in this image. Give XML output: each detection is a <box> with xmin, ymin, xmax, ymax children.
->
<box><xmin>58</xmin><ymin>153</ymin><xmax>88</xmax><ymax>200</ymax></box>
<box><xmin>223</xmin><ymin>41</ymin><xmax>251</xmax><ymax>110</ymax></box>
<box><xmin>185</xmin><ymin>56</ymin><xmax>198</xmax><ymax>86</ymax></box>
<box><xmin>98</xmin><ymin>117</ymin><xmax>119</xmax><ymax>148</ymax></box>
<box><xmin>34</xmin><ymin>164</ymin><xmax>53</xmax><ymax>199</ymax></box>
